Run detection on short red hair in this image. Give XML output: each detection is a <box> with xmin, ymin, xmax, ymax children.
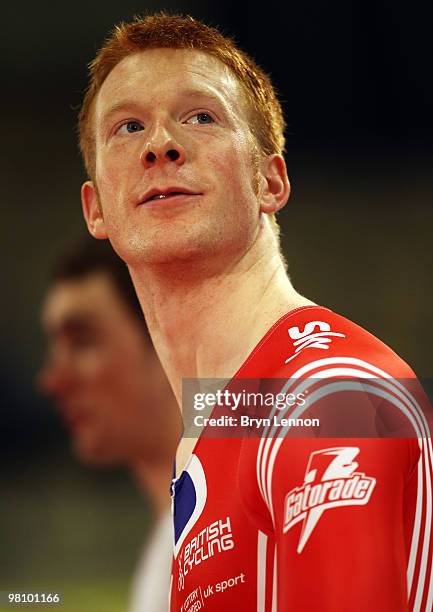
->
<box><xmin>78</xmin><ymin>13</ymin><xmax>286</xmax><ymax>180</ymax></box>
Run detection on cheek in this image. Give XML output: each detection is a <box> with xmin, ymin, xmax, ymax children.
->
<box><xmin>77</xmin><ymin>350</ymin><xmax>116</xmax><ymax>389</ymax></box>
<box><xmin>96</xmin><ymin>144</ymin><xmax>136</xmax><ymax>200</ymax></box>
<box><xmin>96</xmin><ymin>162</ymin><xmax>122</xmax><ymax>197</ymax></box>
<box><xmin>207</xmin><ymin>138</ymin><xmax>255</xmax><ymax>195</ymax></box>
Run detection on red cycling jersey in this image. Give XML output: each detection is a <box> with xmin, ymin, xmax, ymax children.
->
<box><xmin>170</xmin><ymin>306</ymin><xmax>433</xmax><ymax>611</ymax></box>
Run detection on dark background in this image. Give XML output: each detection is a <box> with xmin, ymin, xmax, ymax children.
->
<box><xmin>1</xmin><ymin>1</ymin><xmax>432</xmax><ymax>610</ymax></box>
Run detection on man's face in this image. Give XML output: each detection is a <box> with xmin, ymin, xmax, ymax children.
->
<box><xmin>39</xmin><ymin>272</ymin><xmax>177</xmax><ymax>466</ymax></box>
<box><xmin>83</xmin><ymin>48</ymin><xmax>265</xmax><ymax>266</ymax></box>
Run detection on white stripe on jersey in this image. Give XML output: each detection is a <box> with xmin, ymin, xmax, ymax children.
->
<box><xmin>413</xmin><ymin>437</ymin><xmax>433</xmax><ymax>612</ymax></box>
<box><xmin>426</xmin><ymin>463</ymin><xmax>433</xmax><ymax>609</ymax></box>
<box><xmin>272</xmin><ymin>545</ymin><xmax>277</xmax><ymax>612</ymax></box>
<box><xmin>408</xmin><ymin>457</ymin><xmax>424</xmax><ymax>596</ymax></box>
<box><xmin>256</xmin><ymin>357</ymin><xmax>433</xmax><ymax>609</ymax></box>
<box><xmin>257</xmin><ymin>530</ymin><xmax>267</xmax><ymax>612</ymax></box>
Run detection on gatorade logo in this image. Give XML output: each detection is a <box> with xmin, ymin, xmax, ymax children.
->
<box><xmin>283</xmin><ymin>447</ymin><xmax>376</xmax><ymax>553</ymax></box>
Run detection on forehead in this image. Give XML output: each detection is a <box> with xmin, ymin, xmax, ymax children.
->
<box><xmin>42</xmin><ymin>274</ymin><xmax>125</xmax><ymax>330</ymax></box>
<box><xmin>95</xmin><ymin>48</ymin><xmax>246</xmax><ymax>122</ymax></box>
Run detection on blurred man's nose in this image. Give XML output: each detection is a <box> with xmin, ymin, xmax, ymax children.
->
<box><xmin>37</xmin><ymin>358</ymin><xmax>72</xmax><ymax>399</ymax></box>
<box><xmin>140</xmin><ymin>122</ymin><xmax>186</xmax><ymax>169</ymax></box>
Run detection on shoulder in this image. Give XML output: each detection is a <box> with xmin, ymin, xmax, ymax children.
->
<box><xmin>237</xmin><ymin>306</ymin><xmax>431</xmax><ymax>535</ymax></box>
<box><xmin>259</xmin><ymin>305</ymin><xmax>416</xmax><ymax>379</ymax></box>
<box><xmin>238</xmin><ymin>304</ymin><xmax>431</xmax><ymax>473</ymax></box>
<box><xmin>129</xmin><ymin>511</ymin><xmax>173</xmax><ymax>612</ymax></box>
<box><xmin>239</xmin><ymin>305</ymin><xmax>417</xmax><ymax>379</ymax></box>
<box><xmin>276</xmin><ymin>307</ymin><xmax>429</xmax><ymax>436</ymax></box>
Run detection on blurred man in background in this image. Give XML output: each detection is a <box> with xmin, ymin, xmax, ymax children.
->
<box><xmin>38</xmin><ymin>239</ymin><xmax>181</xmax><ymax>612</ymax></box>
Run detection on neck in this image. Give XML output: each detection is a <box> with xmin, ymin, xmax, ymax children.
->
<box><xmin>132</xmin><ymin>459</ymin><xmax>174</xmax><ymax>519</ymax></box>
<box><xmin>129</xmin><ymin>221</ymin><xmax>314</xmax><ymax>406</ymax></box>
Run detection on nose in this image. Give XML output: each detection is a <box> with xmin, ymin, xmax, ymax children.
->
<box><xmin>140</xmin><ymin>123</ymin><xmax>186</xmax><ymax>169</ymax></box>
<box><xmin>37</xmin><ymin>358</ymin><xmax>73</xmax><ymax>400</ymax></box>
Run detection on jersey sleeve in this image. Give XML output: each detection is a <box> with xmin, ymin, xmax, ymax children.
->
<box><xmin>239</xmin><ymin>374</ymin><xmax>433</xmax><ymax>611</ymax></box>
<box><xmin>269</xmin><ymin>437</ymin><xmax>419</xmax><ymax>611</ymax></box>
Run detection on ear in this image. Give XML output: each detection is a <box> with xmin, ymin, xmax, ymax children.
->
<box><xmin>259</xmin><ymin>154</ymin><xmax>291</xmax><ymax>214</ymax></box>
<box><xmin>81</xmin><ymin>181</ymin><xmax>108</xmax><ymax>239</ymax></box>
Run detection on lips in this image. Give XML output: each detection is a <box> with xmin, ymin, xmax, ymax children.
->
<box><xmin>138</xmin><ymin>187</ymin><xmax>200</xmax><ymax>205</ymax></box>
<box><xmin>57</xmin><ymin>403</ymin><xmax>89</xmax><ymax>430</ymax></box>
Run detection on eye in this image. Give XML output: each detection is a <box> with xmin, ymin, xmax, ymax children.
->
<box><xmin>70</xmin><ymin>331</ymin><xmax>100</xmax><ymax>352</ymax></box>
<box><xmin>186</xmin><ymin>113</ymin><xmax>214</xmax><ymax>125</ymax></box>
<box><xmin>117</xmin><ymin>120</ymin><xmax>144</xmax><ymax>134</ymax></box>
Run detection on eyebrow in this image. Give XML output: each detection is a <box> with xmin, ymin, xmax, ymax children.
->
<box><xmin>101</xmin><ymin>100</ymin><xmax>142</xmax><ymax>126</ymax></box>
<box><xmin>100</xmin><ymin>88</ymin><xmax>230</xmax><ymax>127</ymax></box>
<box><xmin>46</xmin><ymin>313</ymin><xmax>100</xmax><ymax>338</ymax></box>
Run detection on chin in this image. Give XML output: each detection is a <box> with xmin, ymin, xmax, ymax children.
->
<box><xmin>116</xmin><ymin>222</ymin><xmax>237</xmax><ymax>268</ymax></box>
<box><xmin>73</xmin><ymin>441</ymin><xmax>120</xmax><ymax>467</ymax></box>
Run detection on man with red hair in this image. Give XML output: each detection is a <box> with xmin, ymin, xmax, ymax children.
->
<box><xmin>79</xmin><ymin>13</ymin><xmax>432</xmax><ymax>611</ymax></box>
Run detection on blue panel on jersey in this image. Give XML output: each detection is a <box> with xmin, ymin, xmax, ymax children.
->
<box><xmin>173</xmin><ymin>472</ymin><xmax>197</xmax><ymax>545</ymax></box>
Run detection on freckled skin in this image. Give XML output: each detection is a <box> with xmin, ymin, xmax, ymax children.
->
<box><xmin>90</xmin><ymin>49</ymin><xmax>261</xmax><ymax>267</ymax></box>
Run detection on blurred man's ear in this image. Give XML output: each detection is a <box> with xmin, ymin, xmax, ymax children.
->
<box><xmin>259</xmin><ymin>154</ymin><xmax>291</xmax><ymax>215</ymax></box>
<box><xmin>81</xmin><ymin>181</ymin><xmax>108</xmax><ymax>239</ymax></box>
